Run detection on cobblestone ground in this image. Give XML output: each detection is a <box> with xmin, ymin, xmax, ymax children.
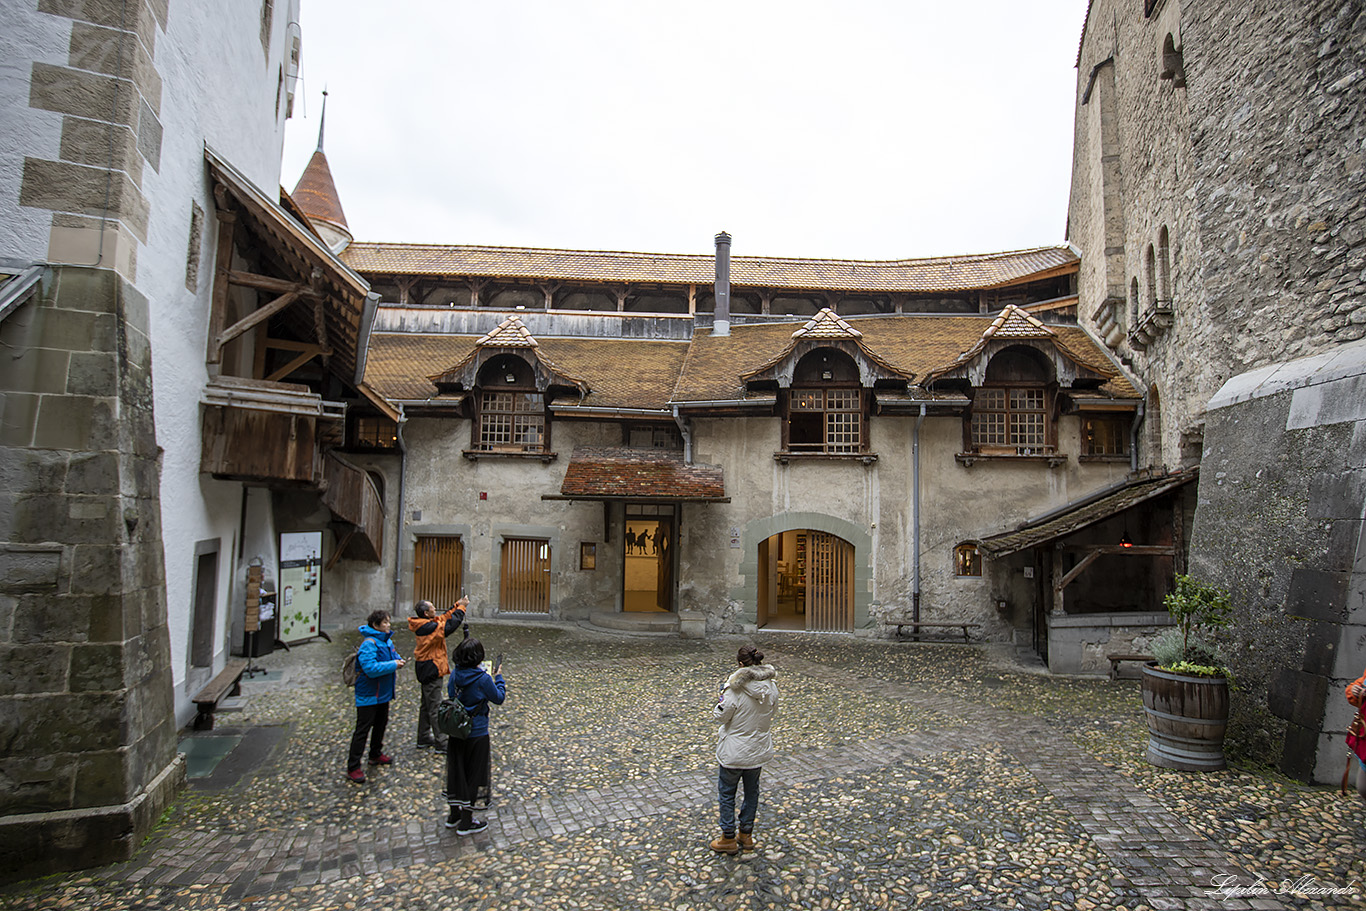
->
<box><xmin>3</xmin><ymin>621</ymin><xmax>1364</xmax><ymax>910</ymax></box>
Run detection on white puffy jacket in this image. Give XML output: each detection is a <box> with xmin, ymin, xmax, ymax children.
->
<box><xmin>713</xmin><ymin>664</ymin><xmax>779</xmax><ymax>769</ymax></box>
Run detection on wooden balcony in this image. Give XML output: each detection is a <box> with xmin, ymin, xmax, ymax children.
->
<box><xmin>199</xmin><ymin>376</ymin><xmax>342</xmax><ymax>486</ymax></box>
<box><xmin>322</xmin><ymin>452</ymin><xmax>385</xmax><ymax>564</ymax></box>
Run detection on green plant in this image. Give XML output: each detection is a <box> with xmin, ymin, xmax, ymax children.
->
<box><xmin>1157</xmin><ymin>574</ymin><xmax>1233</xmax><ymax>678</ymax></box>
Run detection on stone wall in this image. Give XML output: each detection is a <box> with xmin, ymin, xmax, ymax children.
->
<box><xmin>0</xmin><ymin>267</ymin><xmax>182</xmax><ymax>879</ymax></box>
<box><xmin>1190</xmin><ymin>341</ymin><xmax>1366</xmax><ymax>781</ymax></box>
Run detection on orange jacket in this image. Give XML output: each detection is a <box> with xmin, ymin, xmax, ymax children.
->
<box><xmin>1347</xmin><ymin>670</ymin><xmax>1366</xmax><ymax>707</ymax></box>
<box><xmin>408</xmin><ymin>606</ymin><xmax>464</xmax><ymax>678</ymax></box>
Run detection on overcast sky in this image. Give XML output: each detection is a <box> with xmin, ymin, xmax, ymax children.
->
<box><xmin>281</xmin><ymin>1</ymin><xmax>1091</xmax><ymax>261</ymax></box>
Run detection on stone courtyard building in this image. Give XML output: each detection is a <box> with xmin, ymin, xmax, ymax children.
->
<box><xmin>0</xmin><ymin>0</ymin><xmax>1363</xmax><ymax>881</ymax></box>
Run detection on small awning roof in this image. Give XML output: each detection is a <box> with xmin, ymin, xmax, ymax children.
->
<box><xmin>978</xmin><ymin>468</ymin><xmax>1197</xmax><ymax>557</ymax></box>
<box><xmin>546</xmin><ymin>447</ymin><xmax>728</xmax><ymax>502</ymax></box>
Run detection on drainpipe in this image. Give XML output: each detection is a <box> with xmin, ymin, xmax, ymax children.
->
<box><xmin>713</xmin><ymin>231</ymin><xmax>731</xmax><ymax>338</ymax></box>
<box><xmin>1129</xmin><ymin>400</ymin><xmax>1146</xmax><ymax>473</ymax></box>
<box><xmin>912</xmin><ymin>404</ymin><xmax>926</xmax><ymax>624</ymax></box>
<box><xmin>672</xmin><ymin>404</ymin><xmax>694</xmax><ymax>464</ymax></box>
<box><xmin>391</xmin><ymin>404</ymin><xmax>408</xmax><ymax>614</ymax></box>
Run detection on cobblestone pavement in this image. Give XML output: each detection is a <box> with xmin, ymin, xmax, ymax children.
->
<box><xmin>3</xmin><ymin>621</ymin><xmax>1364</xmax><ymax>910</ymax></box>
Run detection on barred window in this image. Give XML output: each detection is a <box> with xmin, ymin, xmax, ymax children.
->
<box><xmin>971</xmin><ymin>387</ymin><xmax>1048</xmax><ymax>453</ymax></box>
<box><xmin>478</xmin><ymin>391</ymin><xmax>545</xmax><ymax>452</ymax></box>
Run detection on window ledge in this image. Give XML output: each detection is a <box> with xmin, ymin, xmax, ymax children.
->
<box><xmin>463</xmin><ymin>449</ymin><xmax>559</xmax><ymax>463</ymax></box>
<box><xmin>775</xmin><ymin>452</ymin><xmax>878</xmax><ymax>465</ymax></box>
<box><xmin>956</xmin><ymin>452</ymin><xmax>1067</xmax><ymax>468</ymax></box>
<box><xmin>1078</xmin><ymin>453</ymin><xmax>1130</xmax><ymax>463</ymax></box>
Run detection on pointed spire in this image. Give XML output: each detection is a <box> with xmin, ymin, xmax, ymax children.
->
<box><xmin>291</xmin><ymin>90</ymin><xmax>352</xmax><ymax>254</ymax></box>
<box><xmin>316</xmin><ymin>87</ymin><xmax>328</xmax><ymax>152</ymax></box>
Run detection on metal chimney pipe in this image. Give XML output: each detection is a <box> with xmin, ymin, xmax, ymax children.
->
<box><xmin>713</xmin><ymin>231</ymin><xmax>731</xmax><ymax>337</ymax></box>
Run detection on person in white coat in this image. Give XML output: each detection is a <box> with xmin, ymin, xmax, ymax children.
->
<box><xmin>711</xmin><ymin>645</ymin><xmax>779</xmax><ymax>854</ymax></box>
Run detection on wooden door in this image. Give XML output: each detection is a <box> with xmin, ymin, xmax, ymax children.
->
<box><xmin>501</xmin><ymin>537</ymin><xmax>551</xmax><ymax>613</ymax></box>
<box><xmin>805</xmin><ymin>531</ymin><xmax>854</xmax><ymax>631</ymax></box>
<box><xmin>413</xmin><ymin>535</ymin><xmax>463</xmax><ymax>607</ymax></box>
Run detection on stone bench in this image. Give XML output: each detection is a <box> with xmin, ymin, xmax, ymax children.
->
<box><xmin>191</xmin><ymin>659</ymin><xmax>248</xmax><ymax>730</ymax></box>
<box><xmin>1107</xmin><ymin>653</ymin><xmax>1154</xmax><ymax>681</ymax></box>
<box><xmin>887</xmin><ymin>620</ymin><xmax>981</xmax><ymax>642</ymax></box>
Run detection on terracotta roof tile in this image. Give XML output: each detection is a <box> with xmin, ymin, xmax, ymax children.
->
<box><xmin>671</xmin><ymin>315</ymin><xmax>1138</xmax><ymax>403</ymax></box>
<box><xmin>559</xmin><ymin>447</ymin><xmax>725</xmax><ymax>501</ymax></box>
<box><xmin>291</xmin><ymin>150</ymin><xmax>348</xmax><ymax>231</ymax></box>
<box><xmin>342</xmin><ymin>243</ymin><xmax>1078</xmax><ymax>294</ymax></box>
<box><xmin>365</xmin><ymin>333</ymin><xmax>689</xmax><ymax>408</ymax></box>
<box><xmin>792</xmin><ymin>308</ymin><xmax>862</xmax><ymax>339</ymax></box>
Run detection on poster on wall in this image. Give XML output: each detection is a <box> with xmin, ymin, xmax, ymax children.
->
<box><xmin>278</xmin><ymin>531</ymin><xmax>324</xmax><ymax>643</ymax></box>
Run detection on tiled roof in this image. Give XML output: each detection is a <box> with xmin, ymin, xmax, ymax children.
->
<box><xmin>672</xmin><ymin>316</ymin><xmax>1137</xmax><ymax>403</ymax></box>
<box><xmin>792</xmin><ymin>308</ymin><xmax>862</xmax><ymax>339</ymax></box>
<box><xmin>342</xmin><ymin>243</ymin><xmax>1078</xmax><ymax>294</ymax></box>
<box><xmin>977</xmin><ymin>469</ymin><xmax>1197</xmax><ymax>557</ymax></box>
<box><xmin>476</xmin><ymin>314</ymin><xmax>539</xmax><ymax>348</ymax></box>
<box><xmin>292</xmin><ymin>149</ymin><xmax>348</xmax><ymax>231</ymax></box>
<box><xmin>558</xmin><ymin>448</ymin><xmax>726</xmax><ymax>501</ymax></box>
<box><xmin>365</xmin><ymin>333</ymin><xmax>689</xmax><ymax>408</ymax></box>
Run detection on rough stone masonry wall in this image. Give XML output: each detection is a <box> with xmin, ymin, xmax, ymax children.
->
<box><xmin>0</xmin><ymin>268</ymin><xmax>182</xmax><ymax>878</ymax></box>
<box><xmin>1183</xmin><ymin>0</ymin><xmax>1366</xmax><ymax>367</ymax></box>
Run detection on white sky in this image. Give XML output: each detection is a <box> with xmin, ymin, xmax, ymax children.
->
<box><xmin>281</xmin><ymin>1</ymin><xmax>1091</xmax><ymax>261</ymax></box>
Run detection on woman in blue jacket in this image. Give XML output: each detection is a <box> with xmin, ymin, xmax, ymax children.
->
<box><xmin>444</xmin><ymin>636</ymin><xmax>505</xmax><ymax>833</ymax></box>
<box><xmin>347</xmin><ymin>609</ymin><xmax>405</xmax><ymax>783</ymax></box>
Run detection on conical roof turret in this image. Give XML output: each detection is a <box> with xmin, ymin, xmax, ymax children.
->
<box><xmin>291</xmin><ymin>90</ymin><xmax>353</xmax><ymax>254</ymax></box>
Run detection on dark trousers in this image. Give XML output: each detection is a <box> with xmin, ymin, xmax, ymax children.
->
<box><xmin>718</xmin><ymin>765</ymin><xmax>761</xmax><ymax>834</ymax></box>
<box><xmin>444</xmin><ymin>734</ymin><xmax>491</xmax><ymax>810</ymax></box>
<box><xmin>348</xmin><ymin>701</ymin><xmax>391</xmax><ymax>772</ymax></box>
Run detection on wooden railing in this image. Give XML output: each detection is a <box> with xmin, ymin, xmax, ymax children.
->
<box><xmin>321</xmin><ymin>452</ymin><xmax>385</xmax><ymax>563</ymax></box>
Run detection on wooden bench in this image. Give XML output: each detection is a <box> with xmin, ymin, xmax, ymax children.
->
<box><xmin>1107</xmin><ymin>653</ymin><xmax>1154</xmax><ymax>681</ymax></box>
<box><xmin>192</xmin><ymin>659</ymin><xmax>248</xmax><ymax>730</ymax></box>
<box><xmin>888</xmin><ymin>620</ymin><xmax>981</xmax><ymax>642</ymax></box>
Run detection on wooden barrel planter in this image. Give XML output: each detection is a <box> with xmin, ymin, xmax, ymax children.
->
<box><xmin>1141</xmin><ymin>662</ymin><xmax>1229</xmax><ymax>771</ymax></box>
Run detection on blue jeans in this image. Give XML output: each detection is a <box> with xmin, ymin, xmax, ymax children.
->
<box><xmin>717</xmin><ymin>765</ymin><xmax>761</xmax><ymax>834</ymax></box>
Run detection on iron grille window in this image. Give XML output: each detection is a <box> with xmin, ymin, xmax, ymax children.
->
<box><xmin>789</xmin><ymin>387</ymin><xmax>862</xmax><ymax>454</ymax></box>
<box><xmin>478</xmin><ymin>391</ymin><xmax>545</xmax><ymax>451</ymax></box>
<box><xmin>971</xmin><ymin>387</ymin><xmax>1048</xmax><ymax>453</ymax></box>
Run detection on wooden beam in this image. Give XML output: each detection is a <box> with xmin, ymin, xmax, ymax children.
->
<box><xmin>228</xmin><ymin>270</ymin><xmax>314</xmax><ymax>296</ymax></box>
<box><xmin>265</xmin><ymin>346</ymin><xmax>325</xmax><ymax>382</ymax></box>
<box><xmin>326</xmin><ymin>530</ymin><xmax>354</xmax><ymax>571</ymax></box>
<box><xmin>207</xmin><ymin>193</ymin><xmax>236</xmax><ymax>365</ymax></box>
<box><xmin>1056</xmin><ymin>548</ymin><xmax>1104</xmax><ymax>593</ymax></box>
<box><xmin>215</xmin><ymin>289</ymin><xmax>301</xmax><ymax>351</ymax></box>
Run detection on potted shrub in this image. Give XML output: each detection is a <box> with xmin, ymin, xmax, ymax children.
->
<box><xmin>1141</xmin><ymin>574</ymin><xmax>1233</xmax><ymax>771</ymax></box>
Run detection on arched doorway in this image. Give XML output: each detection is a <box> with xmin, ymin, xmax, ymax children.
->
<box><xmin>757</xmin><ymin>529</ymin><xmax>854</xmax><ymax>631</ymax></box>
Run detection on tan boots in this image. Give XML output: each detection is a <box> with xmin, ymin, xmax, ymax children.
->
<box><xmin>710</xmin><ymin>831</ymin><xmax>756</xmax><ymax>854</ymax></box>
<box><xmin>710</xmin><ymin>833</ymin><xmax>740</xmax><ymax>855</ymax></box>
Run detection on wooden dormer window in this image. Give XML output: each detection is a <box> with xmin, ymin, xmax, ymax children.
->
<box><xmin>782</xmin><ymin>348</ymin><xmax>868</xmax><ymax>456</ymax></box>
<box><xmin>967</xmin><ymin>347</ymin><xmax>1055</xmax><ymax>456</ymax></box>
<box><xmin>473</xmin><ymin>355</ymin><xmax>547</xmax><ymax>453</ymax></box>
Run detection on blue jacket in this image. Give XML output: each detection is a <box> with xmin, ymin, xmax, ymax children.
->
<box><xmin>354</xmin><ymin>624</ymin><xmax>402</xmax><ymax>706</ymax></box>
<box><xmin>448</xmin><ymin>665</ymin><xmax>506</xmax><ymax>738</ymax></box>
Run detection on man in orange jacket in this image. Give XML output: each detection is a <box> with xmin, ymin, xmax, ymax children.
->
<box><xmin>409</xmin><ymin>597</ymin><xmax>467</xmax><ymax>753</ymax></box>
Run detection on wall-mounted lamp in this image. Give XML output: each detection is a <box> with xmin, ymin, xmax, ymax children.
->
<box><xmin>506</xmin><ymin>374</ymin><xmax>516</xmax><ymax>383</ymax></box>
<box><xmin>821</xmin><ymin>370</ymin><xmax>833</xmax><ymax>380</ymax></box>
